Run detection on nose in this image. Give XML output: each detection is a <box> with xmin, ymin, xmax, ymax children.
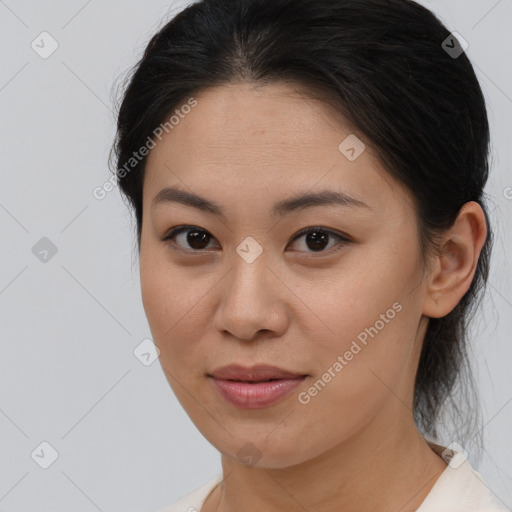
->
<box><xmin>212</xmin><ymin>255</ymin><xmax>289</xmax><ymax>341</ymax></box>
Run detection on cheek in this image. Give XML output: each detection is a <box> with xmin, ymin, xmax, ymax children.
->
<box><xmin>297</xmin><ymin>246</ymin><xmax>421</xmax><ymax>397</ymax></box>
<box><xmin>300</xmin><ymin>258</ymin><xmax>405</xmax><ymax>345</ymax></box>
<box><xmin>139</xmin><ymin>248</ymin><xmax>216</xmax><ymax>368</ymax></box>
<box><xmin>294</xmin><ymin>289</ymin><xmax>415</xmax><ymax>446</ymax></box>
<box><xmin>140</xmin><ymin>261</ymin><xmax>211</xmax><ymax>414</ymax></box>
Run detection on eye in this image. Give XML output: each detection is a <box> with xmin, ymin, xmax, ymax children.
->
<box><xmin>161</xmin><ymin>225</ymin><xmax>219</xmax><ymax>252</ymax></box>
<box><xmin>288</xmin><ymin>226</ymin><xmax>350</xmax><ymax>254</ymax></box>
<box><xmin>162</xmin><ymin>225</ymin><xmax>350</xmax><ymax>255</ymax></box>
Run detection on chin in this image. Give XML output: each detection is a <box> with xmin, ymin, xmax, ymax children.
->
<box><xmin>207</xmin><ymin>429</ymin><xmax>319</xmax><ymax>470</ymax></box>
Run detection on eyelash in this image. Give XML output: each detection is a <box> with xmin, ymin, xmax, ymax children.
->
<box><xmin>161</xmin><ymin>225</ymin><xmax>350</xmax><ymax>256</ymax></box>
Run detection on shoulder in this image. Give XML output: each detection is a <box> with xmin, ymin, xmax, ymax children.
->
<box><xmin>155</xmin><ymin>474</ymin><xmax>222</xmax><ymax>512</ymax></box>
<box><xmin>418</xmin><ymin>446</ymin><xmax>509</xmax><ymax>512</ymax></box>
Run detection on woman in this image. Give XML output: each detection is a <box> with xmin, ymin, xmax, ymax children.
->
<box><xmin>110</xmin><ymin>0</ymin><xmax>509</xmax><ymax>510</ymax></box>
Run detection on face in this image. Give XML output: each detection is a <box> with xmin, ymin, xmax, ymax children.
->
<box><xmin>140</xmin><ymin>81</ymin><xmax>430</xmax><ymax>468</ymax></box>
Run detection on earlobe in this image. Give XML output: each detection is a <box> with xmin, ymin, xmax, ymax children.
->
<box><xmin>422</xmin><ymin>201</ymin><xmax>488</xmax><ymax>319</ymax></box>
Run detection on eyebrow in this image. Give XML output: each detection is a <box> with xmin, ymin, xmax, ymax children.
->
<box><xmin>151</xmin><ymin>186</ymin><xmax>371</xmax><ymax>218</ymax></box>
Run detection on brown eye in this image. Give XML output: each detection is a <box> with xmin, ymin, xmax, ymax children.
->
<box><xmin>161</xmin><ymin>225</ymin><xmax>349</xmax><ymax>255</ymax></box>
<box><xmin>162</xmin><ymin>226</ymin><xmax>218</xmax><ymax>251</ymax></box>
<box><xmin>288</xmin><ymin>227</ymin><xmax>350</xmax><ymax>254</ymax></box>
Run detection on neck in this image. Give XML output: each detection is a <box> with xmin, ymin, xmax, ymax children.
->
<box><xmin>207</xmin><ymin>408</ymin><xmax>447</xmax><ymax>512</ymax></box>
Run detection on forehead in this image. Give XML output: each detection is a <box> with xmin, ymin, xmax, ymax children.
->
<box><xmin>143</xmin><ymin>81</ymin><xmax>409</xmax><ymax>215</ymax></box>
<box><xmin>150</xmin><ymin>82</ymin><xmax>360</xmax><ymax>161</ymax></box>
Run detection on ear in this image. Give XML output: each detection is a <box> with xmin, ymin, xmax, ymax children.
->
<box><xmin>422</xmin><ymin>201</ymin><xmax>488</xmax><ymax>319</ymax></box>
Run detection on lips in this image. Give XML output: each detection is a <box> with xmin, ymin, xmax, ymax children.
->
<box><xmin>208</xmin><ymin>364</ymin><xmax>308</xmax><ymax>409</ymax></box>
<box><xmin>208</xmin><ymin>364</ymin><xmax>307</xmax><ymax>382</ymax></box>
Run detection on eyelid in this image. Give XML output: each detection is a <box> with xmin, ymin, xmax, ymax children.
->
<box><xmin>161</xmin><ymin>225</ymin><xmax>219</xmax><ymax>253</ymax></box>
<box><xmin>291</xmin><ymin>226</ymin><xmax>351</xmax><ymax>243</ymax></box>
<box><xmin>288</xmin><ymin>226</ymin><xmax>351</xmax><ymax>255</ymax></box>
<box><xmin>161</xmin><ymin>225</ymin><xmax>351</xmax><ymax>254</ymax></box>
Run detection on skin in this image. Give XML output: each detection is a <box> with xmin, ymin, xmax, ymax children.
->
<box><xmin>139</xmin><ymin>81</ymin><xmax>488</xmax><ymax>512</ymax></box>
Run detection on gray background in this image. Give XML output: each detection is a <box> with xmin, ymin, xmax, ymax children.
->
<box><xmin>0</xmin><ymin>0</ymin><xmax>510</xmax><ymax>510</ymax></box>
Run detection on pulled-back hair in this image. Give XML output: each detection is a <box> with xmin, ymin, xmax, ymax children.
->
<box><xmin>110</xmin><ymin>0</ymin><xmax>493</xmax><ymax>447</ymax></box>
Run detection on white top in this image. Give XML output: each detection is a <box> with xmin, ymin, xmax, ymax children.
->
<box><xmin>156</xmin><ymin>445</ymin><xmax>509</xmax><ymax>512</ymax></box>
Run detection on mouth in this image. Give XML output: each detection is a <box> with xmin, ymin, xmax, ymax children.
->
<box><xmin>208</xmin><ymin>363</ymin><xmax>307</xmax><ymax>382</ymax></box>
<box><xmin>224</xmin><ymin>378</ymin><xmax>296</xmax><ymax>383</ymax></box>
<box><xmin>207</xmin><ymin>365</ymin><xmax>308</xmax><ymax>409</ymax></box>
